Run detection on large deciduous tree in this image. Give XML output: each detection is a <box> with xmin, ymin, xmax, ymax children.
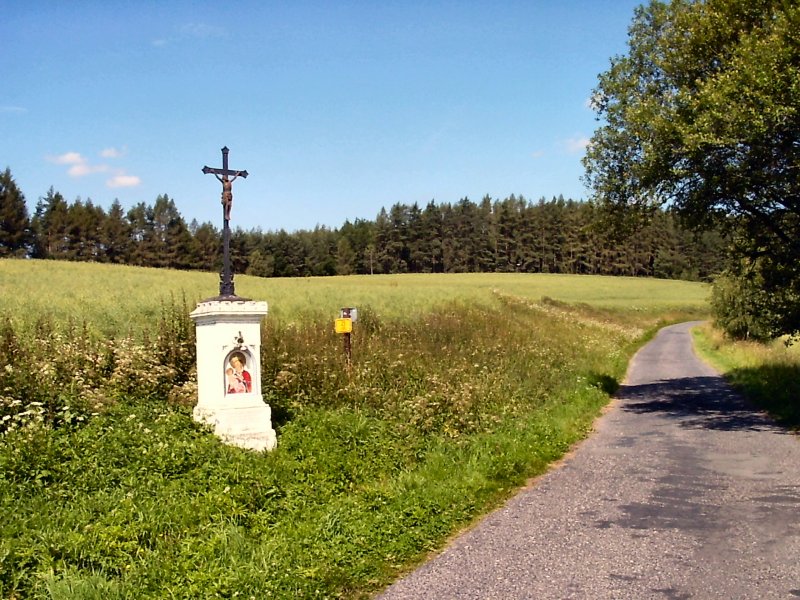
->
<box><xmin>583</xmin><ymin>0</ymin><xmax>800</xmax><ymax>339</ymax></box>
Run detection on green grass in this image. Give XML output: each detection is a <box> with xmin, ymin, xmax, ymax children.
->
<box><xmin>692</xmin><ymin>324</ymin><xmax>800</xmax><ymax>429</ymax></box>
<box><xmin>0</xmin><ymin>258</ymin><xmax>710</xmax><ymax>336</ymax></box>
<box><xmin>0</xmin><ymin>259</ymin><xmax>712</xmax><ymax>599</ymax></box>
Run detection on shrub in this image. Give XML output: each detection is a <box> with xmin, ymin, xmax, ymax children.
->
<box><xmin>711</xmin><ymin>270</ymin><xmax>773</xmax><ymax>342</ymax></box>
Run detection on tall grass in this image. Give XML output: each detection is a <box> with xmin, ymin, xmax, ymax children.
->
<box><xmin>692</xmin><ymin>324</ymin><xmax>800</xmax><ymax>428</ymax></box>
<box><xmin>0</xmin><ymin>259</ymin><xmax>710</xmax><ymax>598</ymax></box>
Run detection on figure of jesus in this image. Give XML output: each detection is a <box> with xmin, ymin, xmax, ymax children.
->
<box><xmin>216</xmin><ymin>175</ymin><xmax>241</xmax><ymax>221</ymax></box>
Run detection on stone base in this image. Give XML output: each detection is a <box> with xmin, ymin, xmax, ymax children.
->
<box><xmin>194</xmin><ymin>396</ymin><xmax>277</xmax><ymax>452</ymax></box>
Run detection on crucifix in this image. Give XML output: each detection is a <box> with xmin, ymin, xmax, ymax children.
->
<box><xmin>202</xmin><ymin>146</ymin><xmax>249</xmax><ymax>298</ymax></box>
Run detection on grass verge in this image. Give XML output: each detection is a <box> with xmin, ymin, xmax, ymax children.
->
<box><xmin>692</xmin><ymin>324</ymin><xmax>800</xmax><ymax>430</ymax></box>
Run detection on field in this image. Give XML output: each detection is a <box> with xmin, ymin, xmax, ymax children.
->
<box><xmin>0</xmin><ymin>259</ymin><xmax>711</xmax><ymax>599</ymax></box>
<box><xmin>0</xmin><ymin>259</ymin><xmax>710</xmax><ymax>335</ymax></box>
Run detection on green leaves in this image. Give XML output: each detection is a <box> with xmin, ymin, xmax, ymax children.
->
<box><xmin>585</xmin><ymin>0</ymin><xmax>800</xmax><ymax>338</ymax></box>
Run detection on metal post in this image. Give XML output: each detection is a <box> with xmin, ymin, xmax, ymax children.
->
<box><xmin>341</xmin><ymin>307</ymin><xmax>352</xmax><ymax>366</ymax></box>
<box><xmin>221</xmin><ymin>217</ymin><xmax>234</xmax><ymax>297</ymax></box>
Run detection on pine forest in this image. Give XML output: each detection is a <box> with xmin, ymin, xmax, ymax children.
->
<box><xmin>1</xmin><ymin>169</ymin><xmax>726</xmax><ymax>281</ymax></box>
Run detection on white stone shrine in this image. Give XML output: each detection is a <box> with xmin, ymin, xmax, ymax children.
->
<box><xmin>190</xmin><ymin>299</ymin><xmax>277</xmax><ymax>451</ymax></box>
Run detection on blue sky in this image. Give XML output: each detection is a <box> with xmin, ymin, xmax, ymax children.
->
<box><xmin>2</xmin><ymin>1</ymin><xmax>641</xmax><ymax>233</ymax></box>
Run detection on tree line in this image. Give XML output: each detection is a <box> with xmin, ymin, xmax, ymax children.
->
<box><xmin>1</xmin><ymin>168</ymin><xmax>726</xmax><ymax>281</ymax></box>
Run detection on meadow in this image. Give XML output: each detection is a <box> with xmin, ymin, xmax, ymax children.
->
<box><xmin>0</xmin><ymin>259</ymin><xmax>709</xmax><ymax>334</ymax></box>
<box><xmin>0</xmin><ymin>259</ymin><xmax>711</xmax><ymax>599</ymax></box>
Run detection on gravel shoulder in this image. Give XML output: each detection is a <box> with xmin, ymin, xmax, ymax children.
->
<box><xmin>378</xmin><ymin>322</ymin><xmax>800</xmax><ymax>599</ymax></box>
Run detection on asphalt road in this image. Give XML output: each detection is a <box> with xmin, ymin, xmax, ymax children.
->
<box><xmin>378</xmin><ymin>322</ymin><xmax>800</xmax><ymax>599</ymax></box>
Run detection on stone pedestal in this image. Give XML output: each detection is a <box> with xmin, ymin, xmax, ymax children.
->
<box><xmin>190</xmin><ymin>299</ymin><xmax>277</xmax><ymax>451</ymax></box>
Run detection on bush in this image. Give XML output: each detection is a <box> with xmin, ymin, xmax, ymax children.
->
<box><xmin>712</xmin><ymin>257</ymin><xmax>800</xmax><ymax>342</ymax></box>
<box><xmin>711</xmin><ymin>270</ymin><xmax>773</xmax><ymax>342</ymax></box>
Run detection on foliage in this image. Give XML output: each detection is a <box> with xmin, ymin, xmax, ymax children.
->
<box><xmin>692</xmin><ymin>324</ymin><xmax>800</xmax><ymax>428</ymax></box>
<box><xmin>584</xmin><ymin>0</ymin><xmax>800</xmax><ymax>338</ymax></box>
<box><xmin>0</xmin><ymin>264</ymin><xmax>698</xmax><ymax>599</ymax></box>
<box><xmin>710</xmin><ymin>268</ymin><xmax>773</xmax><ymax>342</ymax></box>
<box><xmin>2</xmin><ymin>167</ymin><xmax>727</xmax><ymax>281</ymax></box>
<box><xmin>710</xmin><ymin>257</ymin><xmax>800</xmax><ymax>342</ymax></box>
<box><xmin>0</xmin><ymin>168</ymin><xmax>31</xmax><ymax>257</ymax></box>
<box><xmin>0</xmin><ymin>301</ymin><xmax>196</xmax><ymax>435</ymax></box>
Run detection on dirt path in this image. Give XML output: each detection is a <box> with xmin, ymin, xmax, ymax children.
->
<box><xmin>378</xmin><ymin>322</ymin><xmax>800</xmax><ymax>599</ymax></box>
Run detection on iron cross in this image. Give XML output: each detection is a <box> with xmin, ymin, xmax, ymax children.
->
<box><xmin>202</xmin><ymin>146</ymin><xmax>250</xmax><ymax>299</ymax></box>
<box><xmin>202</xmin><ymin>146</ymin><xmax>248</xmax><ymax>222</ymax></box>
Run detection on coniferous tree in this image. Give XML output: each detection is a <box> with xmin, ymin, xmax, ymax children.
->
<box><xmin>476</xmin><ymin>196</ymin><xmax>497</xmax><ymax>272</ymax></box>
<box><xmin>387</xmin><ymin>203</ymin><xmax>410</xmax><ymax>273</ymax></box>
<box><xmin>246</xmin><ymin>248</ymin><xmax>273</xmax><ymax>277</ymax></box>
<box><xmin>373</xmin><ymin>208</ymin><xmax>394</xmax><ymax>274</ymax></box>
<box><xmin>190</xmin><ymin>220</ymin><xmax>220</xmax><ymax>272</ymax></box>
<box><xmin>126</xmin><ymin>202</ymin><xmax>156</xmax><ymax>267</ymax></box>
<box><xmin>0</xmin><ymin>168</ymin><xmax>31</xmax><ymax>257</ymax></box>
<box><xmin>149</xmin><ymin>194</ymin><xmax>193</xmax><ymax>269</ymax></box>
<box><xmin>339</xmin><ymin>218</ymin><xmax>376</xmax><ymax>275</ymax></box>
<box><xmin>101</xmin><ymin>200</ymin><xmax>133</xmax><ymax>264</ymax></box>
<box><xmin>419</xmin><ymin>201</ymin><xmax>443</xmax><ymax>273</ymax></box>
<box><xmin>494</xmin><ymin>197</ymin><xmax>521</xmax><ymax>271</ymax></box>
<box><xmin>406</xmin><ymin>202</ymin><xmax>424</xmax><ymax>273</ymax></box>
<box><xmin>2</xmin><ymin>170</ymin><xmax>729</xmax><ymax>282</ymax></box>
<box><xmin>336</xmin><ymin>237</ymin><xmax>356</xmax><ymax>275</ymax></box>
<box><xmin>65</xmin><ymin>199</ymin><xmax>105</xmax><ymax>261</ymax></box>
<box><xmin>31</xmin><ymin>187</ymin><xmax>70</xmax><ymax>259</ymax></box>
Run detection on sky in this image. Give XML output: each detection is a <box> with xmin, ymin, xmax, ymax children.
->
<box><xmin>1</xmin><ymin>1</ymin><xmax>642</xmax><ymax>233</ymax></box>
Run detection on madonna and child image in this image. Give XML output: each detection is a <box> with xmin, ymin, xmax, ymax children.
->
<box><xmin>225</xmin><ymin>351</ymin><xmax>251</xmax><ymax>394</ymax></box>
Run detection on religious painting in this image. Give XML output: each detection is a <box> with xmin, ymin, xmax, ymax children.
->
<box><xmin>225</xmin><ymin>350</ymin><xmax>252</xmax><ymax>394</ymax></box>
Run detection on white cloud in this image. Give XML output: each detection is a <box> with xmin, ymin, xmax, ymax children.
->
<box><xmin>68</xmin><ymin>163</ymin><xmax>108</xmax><ymax>177</ymax></box>
<box><xmin>47</xmin><ymin>152</ymin><xmax>107</xmax><ymax>177</ymax></box>
<box><xmin>107</xmin><ymin>174</ymin><xmax>141</xmax><ymax>188</ymax></box>
<box><xmin>563</xmin><ymin>136</ymin><xmax>591</xmax><ymax>154</ymax></box>
<box><xmin>100</xmin><ymin>147</ymin><xmax>125</xmax><ymax>159</ymax></box>
<box><xmin>0</xmin><ymin>106</ymin><xmax>27</xmax><ymax>114</ymax></box>
<box><xmin>49</xmin><ymin>151</ymin><xmax>85</xmax><ymax>165</ymax></box>
<box><xmin>48</xmin><ymin>148</ymin><xmax>139</xmax><ymax>186</ymax></box>
<box><xmin>531</xmin><ymin>150</ymin><xmax>545</xmax><ymax>160</ymax></box>
<box><xmin>180</xmin><ymin>22</ymin><xmax>226</xmax><ymax>38</ymax></box>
